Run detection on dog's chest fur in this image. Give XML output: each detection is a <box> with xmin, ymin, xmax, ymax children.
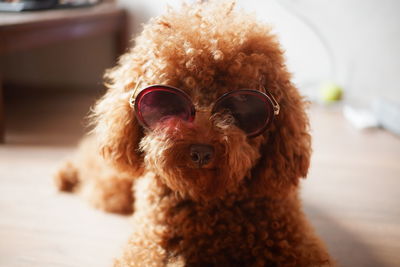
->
<box><xmin>134</xmin><ymin>173</ymin><xmax>308</xmax><ymax>266</ymax></box>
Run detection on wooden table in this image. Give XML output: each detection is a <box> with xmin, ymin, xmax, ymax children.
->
<box><xmin>0</xmin><ymin>3</ymin><xmax>128</xmax><ymax>143</ymax></box>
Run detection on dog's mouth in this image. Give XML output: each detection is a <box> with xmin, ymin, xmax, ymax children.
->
<box><xmin>171</xmin><ymin>165</ymin><xmax>225</xmax><ymax>200</ymax></box>
<box><xmin>178</xmin><ymin>165</ymin><xmax>218</xmax><ymax>171</ymax></box>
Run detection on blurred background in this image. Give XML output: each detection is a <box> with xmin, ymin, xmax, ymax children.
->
<box><xmin>0</xmin><ymin>0</ymin><xmax>399</xmax><ymax>267</ymax></box>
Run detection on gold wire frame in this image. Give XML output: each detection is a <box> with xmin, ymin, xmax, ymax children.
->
<box><xmin>129</xmin><ymin>77</ymin><xmax>143</xmax><ymax>108</ymax></box>
<box><xmin>129</xmin><ymin>79</ymin><xmax>280</xmax><ymax>117</ymax></box>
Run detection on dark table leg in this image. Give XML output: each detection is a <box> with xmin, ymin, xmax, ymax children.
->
<box><xmin>115</xmin><ymin>10</ymin><xmax>128</xmax><ymax>57</ymax></box>
<box><xmin>0</xmin><ymin>75</ymin><xmax>4</xmax><ymax>143</ymax></box>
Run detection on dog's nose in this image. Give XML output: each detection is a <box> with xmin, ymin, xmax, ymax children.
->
<box><xmin>189</xmin><ymin>144</ymin><xmax>214</xmax><ymax>167</ymax></box>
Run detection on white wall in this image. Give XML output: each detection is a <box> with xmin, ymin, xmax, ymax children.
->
<box><xmin>117</xmin><ymin>0</ymin><xmax>400</xmax><ymax>106</ymax></box>
<box><xmin>3</xmin><ymin>0</ymin><xmax>399</xmax><ymax>107</ymax></box>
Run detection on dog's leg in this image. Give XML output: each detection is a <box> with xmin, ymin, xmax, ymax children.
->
<box><xmin>295</xmin><ymin>231</ymin><xmax>334</xmax><ymax>266</ymax></box>
<box><xmin>55</xmin><ymin>160</ymin><xmax>79</xmax><ymax>192</ymax></box>
<box><xmin>113</xmin><ymin>232</ymin><xmax>169</xmax><ymax>267</ymax></box>
<box><xmin>54</xmin><ymin>137</ymin><xmax>135</xmax><ymax>215</ymax></box>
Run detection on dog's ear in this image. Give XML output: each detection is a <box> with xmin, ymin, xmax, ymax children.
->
<box><xmin>251</xmin><ymin>79</ymin><xmax>311</xmax><ymax>198</ymax></box>
<box><xmin>90</xmin><ymin>55</ymin><xmax>144</xmax><ymax>176</ymax></box>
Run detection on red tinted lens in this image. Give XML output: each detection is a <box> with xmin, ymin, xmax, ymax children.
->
<box><xmin>135</xmin><ymin>86</ymin><xmax>195</xmax><ymax>129</ymax></box>
<box><xmin>212</xmin><ymin>90</ymin><xmax>273</xmax><ymax>137</ymax></box>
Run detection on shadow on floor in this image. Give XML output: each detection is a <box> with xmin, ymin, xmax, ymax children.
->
<box><xmin>304</xmin><ymin>203</ymin><xmax>387</xmax><ymax>267</ymax></box>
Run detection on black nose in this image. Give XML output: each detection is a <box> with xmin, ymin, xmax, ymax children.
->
<box><xmin>189</xmin><ymin>144</ymin><xmax>214</xmax><ymax>167</ymax></box>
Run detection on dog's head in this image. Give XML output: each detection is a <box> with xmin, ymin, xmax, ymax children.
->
<box><xmin>92</xmin><ymin>2</ymin><xmax>311</xmax><ymax>201</ymax></box>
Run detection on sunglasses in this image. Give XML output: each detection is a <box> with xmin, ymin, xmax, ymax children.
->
<box><xmin>130</xmin><ymin>85</ymin><xmax>280</xmax><ymax>137</ymax></box>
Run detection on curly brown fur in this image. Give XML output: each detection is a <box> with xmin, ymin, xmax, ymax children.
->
<box><xmin>55</xmin><ymin>137</ymin><xmax>135</xmax><ymax>214</ymax></box>
<box><xmin>55</xmin><ymin>1</ymin><xmax>333</xmax><ymax>266</ymax></box>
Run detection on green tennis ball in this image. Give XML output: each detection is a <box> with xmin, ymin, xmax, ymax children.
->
<box><xmin>320</xmin><ymin>82</ymin><xmax>343</xmax><ymax>103</ymax></box>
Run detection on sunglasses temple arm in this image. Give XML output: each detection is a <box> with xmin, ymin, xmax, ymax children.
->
<box><xmin>270</xmin><ymin>93</ymin><xmax>280</xmax><ymax>115</ymax></box>
<box><xmin>262</xmin><ymin>87</ymin><xmax>280</xmax><ymax>115</ymax></box>
<box><xmin>129</xmin><ymin>77</ymin><xmax>143</xmax><ymax>108</ymax></box>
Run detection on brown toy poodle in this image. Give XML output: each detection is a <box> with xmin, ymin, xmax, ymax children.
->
<box><xmin>55</xmin><ymin>1</ymin><xmax>333</xmax><ymax>266</ymax></box>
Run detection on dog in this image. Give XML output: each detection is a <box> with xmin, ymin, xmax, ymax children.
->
<box><xmin>55</xmin><ymin>1</ymin><xmax>333</xmax><ymax>266</ymax></box>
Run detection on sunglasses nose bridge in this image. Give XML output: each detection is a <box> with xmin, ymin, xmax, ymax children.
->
<box><xmin>193</xmin><ymin>107</ymin><xmax>212</xmax><ymax>124</ymax></box>
<box><xmin>190</xmin><ymin>107</ymin><xmax>217</xmax><ymax>137</ymax></box>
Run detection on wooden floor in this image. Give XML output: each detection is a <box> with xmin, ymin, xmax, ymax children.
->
<box><xmin>0</xmin><ymin>92</ymin><xmax>399</xmax><ymax>267</ymax></box>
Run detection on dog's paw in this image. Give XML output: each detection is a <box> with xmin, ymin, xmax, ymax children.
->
<box><xmin>86</xmin><ymin>176</ymin><xmax>134</xmax><ymax>215</ymax></box>
<box><xmin>54</xmin><ymin>160</ymin><xmax>79</xmax><ymax>192</ymax></box>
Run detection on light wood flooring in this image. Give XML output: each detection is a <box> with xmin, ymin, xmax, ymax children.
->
<box><xmin>0</xmin><ymin>92</ymin><xmax>399</xmax><ymax>267</ymax></box>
